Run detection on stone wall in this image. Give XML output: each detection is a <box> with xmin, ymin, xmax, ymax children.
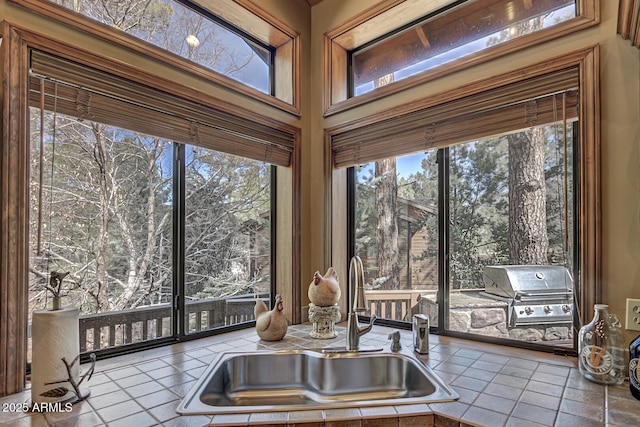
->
<box><xmin>420</xmin><ymin>292</ymin><xmax>572</xmax><ymax>343</ymax></box>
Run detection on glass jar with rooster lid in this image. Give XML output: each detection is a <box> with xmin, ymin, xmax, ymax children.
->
<box><xmin>578</xmin><ymin>304</ymin><xmax>626</xmax><ymax>385</ymax></box>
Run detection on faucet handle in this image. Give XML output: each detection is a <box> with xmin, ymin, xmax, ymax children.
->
<box><xmin>388</xmin><ymin>330</ymin><xmax>401</xmax><ymax>352</ymax></box>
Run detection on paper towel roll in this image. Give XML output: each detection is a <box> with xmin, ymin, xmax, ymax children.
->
<box><xmin>31</xmin><ymin>307</ymin><xmax>80</xmax><ymax>404</ymax></box>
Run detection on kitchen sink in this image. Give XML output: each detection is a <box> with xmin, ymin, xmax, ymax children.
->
<box><xmin>177</xmin><ymin>349</ymin><xmax>458</xmax><ymax>414</ymax></box>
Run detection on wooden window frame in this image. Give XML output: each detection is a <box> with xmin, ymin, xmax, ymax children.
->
<box><xmin>617</xmin><ymin>0</ymin><xmax>640</xmax><ymax>48</ymax></box>
<box><xmin>0</xmin><ymin>22</ymin><xmax>301</xmax><ymax>396</ymax></box>
<box><xmin>328</xmin><ymin>46</ymin><xmax>600</xmax><ymax>347</ymax></box>
<box><xmin>323</xmin><ymin>0</ymin><xmax>599</xmax><ymax>116</ymax></box>
<box><xmin>8</xmin><ymin>0</ymin><xmax>301</xmax><ymax>116</ymax></box>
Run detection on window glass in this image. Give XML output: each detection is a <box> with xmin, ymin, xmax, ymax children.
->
<box><xmin>48</xmin><ymin>0</ymin><xmax>272</xmax><ymax>93</ymax></box>
<box><xmin>355</xmin><ymin>153</ymin><xmax>439</xmax><ymax>323</ymax></box>
<box><xmin>352</xmin><ymin>0</ymin><xmax>576</xmax><ymax>96</ymax></box>
<box><xmin>448</xmin><ymin>122</ymin><xmax>575</xmax><ymax>349</ymax></box>
<box><xmin>27</xmin><ymin>87</ymin><xmax>274</xmax><ymax>360</ymax></box>
<box><xmin>352</xmin><ymin>117</ymin><xmax>576</xmax><ymax>350</ymax></box>
<box><xmin>28</xmin><ymin>108</ymin><xmax>174</xmax><ymax>357</ymax></box>
<box><xmin>184</xmin><ymin>148</ymin><xmax>271</xmax><ymax>334</ymax></box>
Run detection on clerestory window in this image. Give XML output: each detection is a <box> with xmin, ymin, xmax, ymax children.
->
<box><xmin>44</xmin><ymin>0</ymin><xmax>273</xmax><ymax>94</ymax></box>
<box><xmin>351</xmin><ymin>0</ymin><xmax>577</xmax><ymax>96</ymax></box>
<box><xmin>11</xmin><ymin>0</ymin><xmax>301</xmax><ymax>114</ymax></box>
<box><xmin>324</xmin><ymin>0</ymin><xmax>598</xmax><ymax>115</ymax></box>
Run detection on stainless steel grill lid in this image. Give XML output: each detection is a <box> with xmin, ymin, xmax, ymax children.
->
<box><xmin>482</xmin><ymin>265</ymin><xmax>574</xmax><ymax>327</ymax></box>
<box><xmin>483</xmin><ymin>265</ymin><xmax>573</xmax><ymax>299</ymax></box>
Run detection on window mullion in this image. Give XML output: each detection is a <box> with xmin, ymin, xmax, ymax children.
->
<box><xmin>437</xmin><ymin>148</ymin><xmax>449</xmax><ymax>334</ymax></box>
<box><xmin>173</xmin><ymin>143</ymin><xmax>186</xmax><ymax>339</ymax></box>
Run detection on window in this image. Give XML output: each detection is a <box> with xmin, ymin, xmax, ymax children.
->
<box><xmin>184</xmin><ymin>149</ymin><xmax>272</xmax><ymax>334</ymax></box>
<box><xmin>351</xmin><ymin>0</ymin><xmax>576</xmax><ymax>96</ymax></box>
<box><xmin>324</xmin><ymin>0</ymin><xmax>598</xmax><ymax>114</ymax></box>
<box><xmin>23</xmin><ymin>47</ymin><xmax>292</xmax><ymax>358</ymax></box>
<box><xmin>2</xmin><ymin>19</ymin><xmax>299</xmax><ymax>394</ymax></box>
<box><xmin>331</xmin><ymin>48</ymin><xmax>599</xmax><ymax>354</ymax></box>
<box><xmin>11</xmin><ymin>0</ymin><xmax>301</xmax><ymax>114</ymax></box>
<box><xmin>29</xmin><ymin>111</ymin><xmax>176</xmax><ymax>354</ymax></box>
<box><xmin>352</xmin><ymin>115</ymin><xmax>576</xmax><ymax>349</ymax></box>
<box><xmin>46</xmin><ymin>0</ymin><xmax>273</xmax><ymax>93</ymax></box>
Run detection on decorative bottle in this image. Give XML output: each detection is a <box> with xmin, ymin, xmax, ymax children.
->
<box><xmin>578</xmin><ymin>304</ymin><xmax>626</xmax><ymax>385</ymax></box>
<box><xmin>630</xmin><ymin>333</ymin><xmax>640</xmax><ymax>400</ymax></box>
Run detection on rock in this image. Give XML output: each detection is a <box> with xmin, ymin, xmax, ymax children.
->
<box><xmin>474</xmin><ymin>325</ymin><xmax>509</xmax><ymax>338</ymax></box>
<box><xmin>449</xmin><ymin>311</ymin><xmax>471</xmax><ymax>332</ymax></box>
<box><xmin>509</xmin><ymin>328</ymin><xmax>544</xmax><ymax>341</ymax></box>
<box><xmin>544</xmin><ymin>326</ymin><xmax>569</xmax><ymax>341</ymax></box>
<box><xmin>471</xmin><ymin>309</ymin><xmax>506</xmax><ymax>328</ymax></box>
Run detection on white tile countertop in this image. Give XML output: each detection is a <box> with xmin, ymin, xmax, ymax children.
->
<box><xmin>0</xmin><ymin>324</ymin><xmax>638</xmax><ymax>426</ymax></box>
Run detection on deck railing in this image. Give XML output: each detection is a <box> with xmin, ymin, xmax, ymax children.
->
<box><xmin>76</xmin><ymin>290</ymin><xmax>427</xmax><ymax>352</ymax></box>
<box><xmin>78</xmin><ymin>293</ymin><xmax>265</xmax><ymax>352</ymax></box>
<box><xmin>365</xmin><ymin>289</ymin><xmax>425</xmax><ymax>321</ymax></box>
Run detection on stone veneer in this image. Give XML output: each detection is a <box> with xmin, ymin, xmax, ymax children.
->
<box><xmin>421</xmin><ymin>292</ymin><xmax>572</xmax><ymax>343</ymax></box>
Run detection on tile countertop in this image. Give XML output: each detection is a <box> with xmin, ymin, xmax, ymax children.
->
<box><xmin>1</xmin><ymin>324</ymin><xmax>638</xmax><ymax>427</ymax></box>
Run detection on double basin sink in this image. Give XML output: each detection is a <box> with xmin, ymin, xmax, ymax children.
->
<box><xmin>177</xmin><ymin>348</ymin><xmax>458</xmax><ymax>414</ymax></box>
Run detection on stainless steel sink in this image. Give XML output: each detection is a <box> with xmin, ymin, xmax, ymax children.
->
<box><xmin>177</xmin><ymin>349</ymin><xmax>458</xmax><ymax>414</ymax></box>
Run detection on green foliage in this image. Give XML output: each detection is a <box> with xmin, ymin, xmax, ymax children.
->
<box><xmin>449</xmin><ymin>139</ymin><xmax>509</xmax><ymax>289</ymax></box>
<box><xmin>354</xmin><ymin>123</ymin><xmax>574</xmax><ymax>293</ymax></box>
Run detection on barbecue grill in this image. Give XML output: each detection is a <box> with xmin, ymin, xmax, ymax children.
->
<box><xmin>482</xmin><ymin>265</ymin><xmax>573</xmax><ymax>327</ymax></box>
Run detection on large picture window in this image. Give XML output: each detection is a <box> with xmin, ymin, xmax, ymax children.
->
<box><xmin>332</xmin><ymin>48</ymin><xmax>599</xmax><ymax>355</ymax></box>
<box><xmin>184</xmin><ymin>148</ymin><xmax>272</xmax><ymax>334</ymax></box>
<box><xmin>352</xmin><ymin>114</ymin><xmax>576</xmax><ymax>349</ymax></box>
<box><xmin>22</xmin><ymin>46</ymin><xmax>292</xmax><ymax>360</ymax></box>
<box><xmin>29</xmin><ymin>111</ymin><xmax>176</xmax><ymax>354</ymax></box>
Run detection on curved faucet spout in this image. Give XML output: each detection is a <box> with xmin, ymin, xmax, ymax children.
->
<box><xmin>358</xmin><ymin>314</ymin><xmax>376</xmax><ymax>336</ymax></box>
<box><xmin>346</xmin><ymin>313</ymin><xmax>377</xmax><ymax>351</ymax></box>
<box><xmin>346</xmin><ymin>256</ymin><xmax>376</xmax><ymax>351</ymax></box>
<box><xmin>349</xmin><ymin>256</ymin><xmax>367</xmax><ymax>313</ymax></box>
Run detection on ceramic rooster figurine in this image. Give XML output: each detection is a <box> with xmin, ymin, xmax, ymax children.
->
<box><xmin>308</xmin><ymin>267</ymin><xmax>341</xmax><ymax>307</ymax></box>
<box><xmin>254</xmin><ymin>294</ymin><xmax>288</xmax><ymax>341</ymax></box>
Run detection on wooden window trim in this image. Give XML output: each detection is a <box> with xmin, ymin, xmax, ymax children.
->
<box><xmin>0</xmin><ymin>22</ymin><xmax>301</xmax><ymax>396</ymax></box>
<box><xmin>8</xmin><ymin>0</ymin><xmax>301</xmax><ymax>116</ymax></box>
<box><xmin>328</xmin><ymin>46</ymin><xmax>600</xmax><ymax>341</ymax></box>
<box><xmin>617</xmin><ymin>0</ymin><xmax>640</xmax><ymax>48</ymax></box>
<box><xmin>323</xmin><ymin>0</ymin><xmax>599</xmax><ymax>116</ymax></box>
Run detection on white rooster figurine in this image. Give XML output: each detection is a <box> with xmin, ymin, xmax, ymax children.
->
<box><xmin>308</xmin><ymin>267</ymin><xmax>341</xmax><ymax>307</ymax></box>
<box><xmin>254</xmin><ymin>294</ymin><xmax>288</xmax><ymax>341</ymax></box>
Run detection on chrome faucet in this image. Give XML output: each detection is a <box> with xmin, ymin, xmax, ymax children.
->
<box><xmin>346</xmin><ymin>256</ymin><xmax>376</xmax><ymax>351</ymax></box>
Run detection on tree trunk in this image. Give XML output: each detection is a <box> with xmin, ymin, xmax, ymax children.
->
<box><xmin>92</xmin><ymin>125</ymin><xmax>110</xmax><ymax>311</ymax></box>
<box><xmin>507</xmin><ymin>128</ymin><xmax>549</xmax><ymax>264</ymax></box>
<box><xmin>375</xmin><ymin>158</ymin><xmax>400</xmax><ymax>289</ymax></box>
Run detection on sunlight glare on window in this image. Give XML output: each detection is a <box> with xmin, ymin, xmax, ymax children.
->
<box><xmin>48</xmin><ymin>0</ymin><xmax>272</xmax><ymax>93</ymax></box>
<box><xmin>352</xmin><ymin>0</ymin><xmax>576</xmax><ymax>96</ymax></box>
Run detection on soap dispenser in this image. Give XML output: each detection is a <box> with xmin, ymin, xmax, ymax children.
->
<box><xmin>413</xmin><ymin>314</ymin><xmax>429</xmax><ymax>354</ymax></box>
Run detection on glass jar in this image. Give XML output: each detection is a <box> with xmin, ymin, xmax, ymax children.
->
<box><xmin>578</xmin><ymin>304</ymin><xmax>626</xmax><ymax>385</ymax></box>
<box><xmin>629</xmin><ymin>333</ymin><xmax>640</xmax><ymax>400</ymax></box>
